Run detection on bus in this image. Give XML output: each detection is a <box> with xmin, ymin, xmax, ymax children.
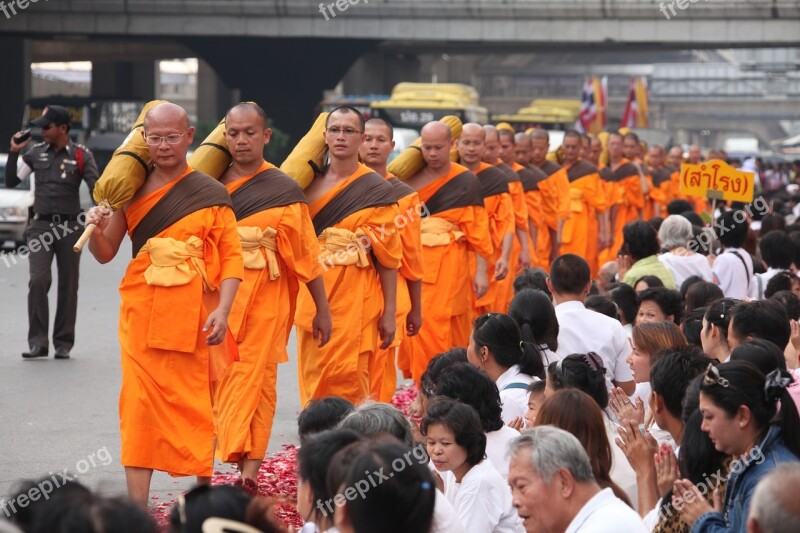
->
<box><xmin>491</xmin><ymin>99</ymin><xmax>581</xmax><ymax>132</ymax></box>
<box><xmin>371</xmin><ymin>83</ymin><xmax>489</xmax><ymax>130</ymax></box>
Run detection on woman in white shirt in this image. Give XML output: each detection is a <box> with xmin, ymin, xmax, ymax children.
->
<box><xmin>467</xmin><ymin>313</ymin><xmax>542</xmax><ymax>425</ymax></box>
<box><xmin>422</xmin><ymin>398</ymin><xmax>522</xmax><ymax>533</ymax></box>
<box><xmin>657</xmin><ymin>215</ymin><xmax>713</xmax><ymax>287</ymax></box>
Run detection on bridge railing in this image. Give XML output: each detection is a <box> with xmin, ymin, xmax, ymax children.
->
<box><xmin>29</xmin><ymin>0</ymin><xmax>800</xmax><ymax>19</ymax></box>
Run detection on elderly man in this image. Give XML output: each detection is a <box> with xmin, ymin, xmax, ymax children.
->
<box><xmin>747</xmin><ymin>463</ymin><xmax>800</xmax><ymax>533</ymax></box>
<box><xmin>508</xmin><ymin>426</ymin><xmax>646</xmax><ymax>533</ymax></box>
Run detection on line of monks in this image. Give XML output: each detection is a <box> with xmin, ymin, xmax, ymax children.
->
<box><xmin>84</xmin><ymin>102</ymin><xmax>702</xmax><ymax>502</ymax></box>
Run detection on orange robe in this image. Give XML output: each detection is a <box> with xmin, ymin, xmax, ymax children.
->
<box><xmin>533</xmin><ymin>160</ymin><xmax>567</xmax><ymax>269</ymax></box>
<box><xmin>602</xmin><ymin>159</ymin><xmax>644</xmax><ymax>264</ymax></box>
<box><xmin>647</xmin><ymin>165</ymin><xmax>673</xmax><ymax>219</ymax></box>
<box><xmin>215</xmin><ymin>162</ymin><xmax>321</xmax><ymax>463</ymax></box>
<box><xmin>119</xmin><ymin>168</ymin><xmax>243</xmax><ymax>477</ymax></box>
<box><xmin>559</xmin><ymin>160</ymin><xmax>607</xmax><ymax>276</ymax></box>
<box><xmin>296</xmin><ymin>164</ymin><xmax>401</xmax><ymax>405</ymax></box>
<box><xmin>401</xmin><ymin>163</ymin><xmax>493</xmax><ymax>383</ymax></box>
<box><xmin>372</xmin><ymin>176</ymin><xmax>423</xmax><ymax>403</ymax></box>
<box><xmin>494</xmin><ymin>161</ymin><xmax>532</xmax><ymax>312</ymax></box>
<box><xmin>472</xmin><ymin>162</ymin><xmax>514</xmax><ymax>316</ymax></box>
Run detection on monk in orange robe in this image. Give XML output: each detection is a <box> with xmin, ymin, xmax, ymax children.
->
<box><xmin>401</xmin><ymin>121</ymin><xmax>493</xmax><ymax>382</ymax></box>
<box><xmin>558</xmin><ymin>130</ymin><xmax>609</xmax><ymax>276</ymax></box>
<box><xmin>623</xmin><ymin>132</ymin><xmax>658</xmax><ymax>219</ymax></box>
<box><xmin>530</xmin><ymin>129</ymin><xmax>570</xmax><ymax>268</ymax></box>
<box><xmin>296</xmin><ymin>106</ymin><xmax>402</xmax><ymax>405</ymax></box>
<box><xmin>585</xmin><ymin>136</ymin><xmax>603</xmax><ymax>167</ymax></box>
<box><xmin>458</xmin><ymin>123</ymin><xmax>513</xmax><ymax>316</ymax></box>
<box><xmin>214</xmin><ymin>103</ymin><xmax>331</xmax><ymax>490</ymax></box>
<box><xmin>359</xmin><ymin>117</ymin><xmax>423</xmax><ymax>402</ymax></box>
<box><xmin>85</xmin><ymin>103</ymin><xmax>243</xmax><ymax>504</ymax></box>
<box><xmin>667</xmin><ymin>145</ymin><xmax>688</xmax><ymax>202</ymax></box>
<box><xmin>645</xmin><ymin>144</ymin><xmax>673</xmax><ymax>218</ymax></box>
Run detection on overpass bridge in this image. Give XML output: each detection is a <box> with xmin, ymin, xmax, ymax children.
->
<box><xmin>1</xmin><ymin>0</ymin><xmax>799</xmax><ymax>144</ymax></box>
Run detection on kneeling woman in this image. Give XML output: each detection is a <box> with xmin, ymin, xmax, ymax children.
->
<box><xmin>422</xmin><ymin>398</ymin><xmax>521</xmax><ymax>533</ymax></box>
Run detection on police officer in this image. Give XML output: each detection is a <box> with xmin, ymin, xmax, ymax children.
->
<box><xmin>5</xmin><ymin>105</ymin><xmax>99</xmax><ymax>359</ymax></box>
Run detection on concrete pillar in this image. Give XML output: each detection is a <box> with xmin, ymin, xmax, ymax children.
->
<box><xmin>196</xmin><ymin>59</ymin><xmax>237</xmax><ymax>124</ymax></box>
<box><xmin>91</xmin><ymin>60</ymin><xmax>156</xmax><ymax>100</ymax></box>
<box><xmin>0</xmin><ymin>36</ymin><xmax>31</xmax><ymax>144</ymax></box>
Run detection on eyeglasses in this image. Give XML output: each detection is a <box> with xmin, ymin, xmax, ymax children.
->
<box><xmin>703</xmin><ymin>363</ymin><xmax>731</xmax><ymax>388</ymax></box>
<box><xmin>144</xmin><ymin>131</ymin><xmax>187</xmax><ymax>146</ymax></box>
<box><xmin>326</xmin><ymin>127</ymin><xmax>362</xmax><ymax>136</ymax></box>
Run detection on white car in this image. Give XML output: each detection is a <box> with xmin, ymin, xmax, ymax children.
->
<box><xmin>0</xmin><ymin>153</ymin><xmax>34</xmax><ymax>248</ymax></box>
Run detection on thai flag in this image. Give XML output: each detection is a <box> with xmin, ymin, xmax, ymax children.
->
<box><xmin>576</xmin><ymin>77</ymin><xmax>596</xmax><ymax>133</ymax></box>
<box><xmin>621</xmin><ymin>78</ymin><xmax>638</xmax><ymax>128</ymax></box>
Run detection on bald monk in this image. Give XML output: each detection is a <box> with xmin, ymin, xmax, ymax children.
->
<box><xmin>667</xmin><ymin>145</ymin><xmax>687</xmax><ymax>201</ymax></box>
<box><xmin>401</xmin><ymin>121</ymin><xmax>493</xmax><ymax>382</ymax></box>
<box><xmin>514</xmin><ymin>132</ymin><xmax>546</xmax><ymax>261</ymax></box>
<box><xmin>645</xmin><ymin>144</ymin><xmax>673</xmax><ymax>218</ymax></box>
<box><xmin>586</xmin><ymin>136</ymin><xmax>603</xmax><ymax>167</ymax></box>
<box><xmin>359</xmin><ymin>117</ymin><xmax>422</xmax><ymax>402</ymax></box>
<box><xmin>85</xmin><ymin>103</ymin><xmax>243</xmax><ymax>504</ymax></box>
<box><xmin>530</xmin><ymin>129</ymin><xmax>570</xmax><ymax>268</ymax></box>
<box><xmin>623</xmin><ymin>132</ymin><xmax>656</xmax><ymax>219</ymax></box>
<box><xmin>558</xmin><ymin>129</ymin><xmax>608</xmax><ymax>276</ymax></box>
<box><xmin>296</xmin><ymin>106</ymin><xmax>402</xmax><ymax>405</ymax></box>
<box><xmin>459</xmin><ymin>123</ymin><xmax>513</xmax><ymax>315</ymax></box>
<box><xmin>214</xmin><ymin>103</ymin><xmax>331</xmax><ymax>490</ymax></box>
<box><xmin>599</xmin><ymin>131</ymin><xmax>645</xmax><ymax>265</ymax></box>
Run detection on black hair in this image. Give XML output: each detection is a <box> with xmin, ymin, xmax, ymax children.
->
<box><xmin>622</xmin><ymin>221</ymin><xmax>660</xmax><ymax>261</ymax></box>
<box><xmin>325</xmin><ymin>105</ymin><xmax>366</xmax><ymax>130</ymax></box>
<box><xmin>546</xmin><ymin>353</ymin><xmax>609</xmax><ymax>409</ymax></box>
<box><xmin>297</xmin><ymin>429</ymin><xmax>364</xmax><ymax>522</ymax></box>
<box><xmin>332</xmin><ymin>440</ymin><xmax>436</xmax><ymax>533</ymax></box>
<box><xmin>633</xmin><ymin>275</ymin><xmax>664</xmax><ymax>291</ymax></box>
<box><xmin>508</xmin><ymin>289</ymin><xmax>558</xmax><ymax>374</ymax></box>
<box><xmin>433</xmin><ymin>363</ymin><xmax>504</xmax><ymax>432</ymax></box>
<box><xmin>513</xmin><ymin>267</ymin><xmax>551</xmax><ymax>298</ymax></box>
<box><xmin>700</xmin><ymin>361</ymin><xmax>800</xmax><ymax>458</ymax></box>
<box><xmin>365</xmin><ymin>117</ymin><xmax>394</xmax><ymax>139</ymax></box>
<box><xmin>298</xmin><ymin>397</ymin><xmax>356</xmax><ymax>444</ymax></box>
<box><xmin>703</xmin><ymin>298</ymin><xmax>738</xmax><ymax>348</ymax></box>
<box><xmin>682</xmin><ymin>307</ymin><xmax>706</xmax><ymax>347</ymax></box>
<box><xmin>610</xmin><ymin>283</ymin><xmax>638</xmax><ymax>325</ymax></box>
<box><xmin>691</xmin><ymin>225</ymin><xmax>712</xmax><ymax>256</ymax></box>
<box><xmin>169</xmin><ymin>485</ymin><xmax>252</xmax><ymax>533</ymax></box>
<box><xmin>685</xmin><ymin>281</ymin><xmax>724</xmax><ymax>314</ymax></box>
<box><xmin>585</xmin><ymin>295</ymin><xmax>619</xmax><ymax>320</ymax></box>
<box><xmin>637</xmin><ymin>287</ymin><xmax>683</xmax><ymax>324</ymax></box>
<box><xmin>759</xmin><ymin>230</ymin><xmax>794</xmax><ymax>269</ymax></box>
<box><xmin>716</xmin><ymin>210</ymin><xmax>749</xmax><ymax>248</ymax></box>
<box><xmin>421</xmin><ymin>398</ymin><xmax>486</xmax><ymax>466</ymax></box>
<box><xmin>729</xmin><ymin>299</ymin><xmax>791</xmax><ymax>350</ymax></box>
<box><xmin>769</xmin><ymin>289</ymin><xmax>800</xmax><ymax>320</ymax></box>
<box><xmin>472</xmin><ymin>313</ymin><xmax>541</xmax><ymax>377</ymax></box>
<box><xmin>765</xmin><ymin>272</ymin><xmax>795</xmax><ymax>299</ymax></box>
<box><xmin>759</xmin><ymin>213</ymin><xmax>786</xmax><ymax>238</ymax></box>
<box><xmin>681</xmin><ymin>211</ymin><xmax>705</xmax><ymax>227</ymax></box>
<box><xmin>668</xmin><ymin>199</ymin><xmax>694</xmax><ymax>216</ymax></box>
<box><xmin>527</xmin><ymin>380</ymin><xmax>546</xmax><ymax>395</ymax></box>
<box><xmin>789</xmin><ymin>231</ymin><xmax>800</xmax><ymax>269</ymax></box>
<box><xmin>649</xmin><ymin>348</ymin><xmax>713</xmax><ymax>419</ymax></box>
<box><xmin>648</xmin><ymin>216</ymin><xmax>664</xmax><ymax>234</ymax></box>
<box><xmin>679</xmin><ymin>275</ymin><xmax>705</xmax><ymax>300</ymax></box>
<box><xmin>549</xmin><ymin>254</ymin><xmax>590</xmax><ymax>294</ymax></box>
<box><xmin>226</xmin><ymin>102</ymin><xmax>268</xmax><ymax>128</ymax></box>
<box><xmin>730</xmin><ymin>339</ymin><xmax>787</xmax><ymax>375</ymax></box>
<box><xmin>420</xmin><ymin>348</ymin><xmax>468</xmax><ymax>398</ymax></box>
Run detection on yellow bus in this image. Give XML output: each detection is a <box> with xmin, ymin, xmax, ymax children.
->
<box><xmin>371</xmin><ymin>83</ymin><xmax>488</xmax><ymax>130</ymax></box>
<box><xmin>491</xmin><ymin>99</ymin><xmax>580</xmax><ymax>132</ymax></box>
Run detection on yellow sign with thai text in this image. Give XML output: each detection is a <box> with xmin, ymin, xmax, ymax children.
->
<box><xmin>680</xmin><ymin>160</ymin><xmax>754</xmax><ymax>202</ymax></box>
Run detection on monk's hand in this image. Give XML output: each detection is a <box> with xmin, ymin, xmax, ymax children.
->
<box><xmin>494</xmin><ymin>256</ymin><xmax>509</xmax><ymax>281</ymax></box>
<box><xmin>378</xmin><ymin>311</ymin><xmax>396</xmax><ymax>350</ymax></box>
<box><xmin>518</xmin><ymin>248</ymin><xmax>532</xmax><ymax>270</ymax></box>
<box><xmin>85</xmin><ymin>205</ymin><xmax>112</xmax><ymax>233</ymax></box>
<box><xmin>473</xmin><ymin>267</ymin><xmax>489</xmax><ymax>299</ymax></box>
<box><xmin>406</xmin><ymin>305</ymin><xmax>422</xmax><ymax>337</ymax></box>
<box><xmin>672</xmin><ymin>478</ymin><xmax>714</xmax><ymax>526</ymax></box>
<box><xmin>312</xmin><ymin>309</ymin><xmax>332</xmax><ymax>348</ymax></box>
<box><xmin>203</xmin><ymin>308</ymin><xmax>228</xmax><ymax>345</ymax></box>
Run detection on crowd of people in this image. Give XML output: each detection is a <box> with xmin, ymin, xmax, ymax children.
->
<box><xmin>6</xmin><ymin>101</ymin><xmax>800</xmax><ymax>532</ymax></box>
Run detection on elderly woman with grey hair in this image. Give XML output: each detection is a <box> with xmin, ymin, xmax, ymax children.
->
<box><xmin>657</xmin><ymin>214</ymin><xmax>713</xmax><ymax>287</ymax></box>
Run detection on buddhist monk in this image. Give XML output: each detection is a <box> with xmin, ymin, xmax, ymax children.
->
<box><xmin>667</xmin><ymin>145</ymin><xmax>686</xmax><ymax>201</ymax></box>
<box><xmin>600</xmin><ymin>131</ymin><xmax>645</xmax><ymax>265</ymax></box>
<box><xmin>296</xmin><ymin>106</ymin><xmax>402</xmax><ymax>405</ymax></box>
<box><xmin>645</xmin><ymin>144</ymin><xmax>673</xmax><ymax>218</ymax></box>
<box><xmin>586</xmin><ymin>136</ymin><xmax>603</xmax><ymax>167</ymax></box>
<box><xmin>558</xmin><ymin>129</ymin><xmax>608</xmax><ymax>276</ymax></box>
<box><xmin>359</xmin><ymin>117</ymin><xmax>422</xmax><ymax>402</ymax></box>
<box><xmin>214</xmin><ymin>103</ymin><xmax>331</xmax><ymax>491</ymax></box>
<box><xmin>688</xmin><ymin>144</ymin><xmax>703</xmax><ymax>164</ymax></box>
<box><xmin>401</xmin><ymin>121</ymin><xmax>493</xmax><ymax>382</ymax></box>
<box><xmin>624</xmin><ymin>132</ymin><xmax>656</xmax><ymax>219</ymax></box>
<box><xmin>459</xmin><ymin>123</ymin><xmax>513</xmax><ymax>315</ymax></box>
<box><xmin>530</xmin><ymin>129</ymin><xmax>570</xmax><ymax>268</ymax></box>
<box><xmin>85</xmin><ymin>103</ymin><xmax>244</xmax><ymax>504</ymax></box>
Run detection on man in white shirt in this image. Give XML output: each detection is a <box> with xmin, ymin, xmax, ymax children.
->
<box><xmin>711</xmin><ymin>210</ymin><xmax>754</xmax><ymax>299</ymax></box>
<box><xmin>547</xmin><ymin>254</ymin><xmax>635</xmax><ymax>395</ymax></box>
<box><xmin>508</xmin><ymin>426</ymin><xmax>647</xmax><ymax>533</ymax></box>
